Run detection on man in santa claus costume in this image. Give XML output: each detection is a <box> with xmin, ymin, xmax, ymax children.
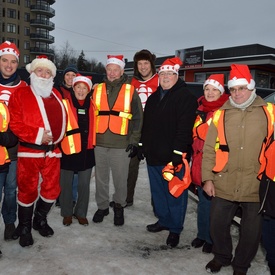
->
<box><xmin>8</xmin><ymin>55</ymin><xmax>67</xmax><ymax>247</ymax></box>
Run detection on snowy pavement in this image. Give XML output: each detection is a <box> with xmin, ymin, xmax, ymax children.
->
<box><xmin>0</xmin><ymin>161</ymin><xmax>270</xmax><ymax>275</ymax></box>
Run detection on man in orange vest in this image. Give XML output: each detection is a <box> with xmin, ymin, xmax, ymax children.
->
<box><xmin>92</xmin><ymin>55</ymin><xmax>143</xmax><ymax>226</ymax></box>
<box><xmin>8</xmin><ymin>56</ymin><xmax>67</xmax><ymax>247</ymax></box>
<box><xmin>0</xmin><ymin>41</ymin><xmax>28</xmax><ymax>241</ymax></box>
<box><xmin>202</xmin><ymin>64</ymin><xmax>267</xmax><ymax>275</ymax></box>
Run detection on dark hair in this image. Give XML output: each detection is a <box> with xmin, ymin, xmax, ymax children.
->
<box><xmin>133</xmin><ymin>49</ymin><xmax>156</xmax><ymax>77</ymax></box>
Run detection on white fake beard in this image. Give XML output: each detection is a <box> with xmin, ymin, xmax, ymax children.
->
<box><xmin>30</xmin><ymin>73</ymin><xmax>54</xmax><ymax>98</ymax></box>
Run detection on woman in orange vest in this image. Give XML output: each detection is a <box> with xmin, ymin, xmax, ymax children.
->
<box><xmin>54</xmin><ymin>64</ymin><xmax>79</xmax><ymax>207</ymax></box>
<box><xmin>59</xmin><ymin>74</ymin><xmax>95</xmax><ymax>226</ymax></box>
<box><xmin>0</xmin><ymin>100</ymin><xmax>18</xmax><ymax>256</ymax></box>
<box><xmin>191</xmin><ymin>74</ymin><xmax>229</xmax><ymax>253</ymax></box>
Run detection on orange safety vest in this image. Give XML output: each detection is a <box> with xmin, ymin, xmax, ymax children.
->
<box><xmin>60</xmin><ymin>99</ymin><xmax>81</xmax><ymax>155</ymax></box>
<box><xmin>93</xmin><ymin>83</ymin><xmax>134</xmax><ymax>135</ymax></box>
<box><xmin>0</xmin><ymin>101</ymin><xmax>10</xmax><ymax>165</ymax></box>
<box><xmin>193</xmin><ymin>115</ymin><xmax>212</xmax><ymax>140</ymax></box>
<box><xmin>258</xmin><ymin>103</ymin><xmax>275</xmax><ymax>180</ymax></box>
<box><xmin>212</xmin><ymin>103</ymin><xmax>275</xmax><ymax>174</ymax></box>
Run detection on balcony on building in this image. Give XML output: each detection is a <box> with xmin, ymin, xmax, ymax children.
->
<box><xmin>30</xmin><ymin>5</ymin><xmax>55</xmax><ymax>17</ymax></box>
<box><xmin>30</xmin><ymin>47</ymin><xmax>54</xmax><ymax>56</ymax></box>
<box><xmin>30</xmin><ymin>19</ymin><xmax>55</xmax><ymax>31</ymax></box>
<box><xmin>30</xmin><ymin>33</ymin><xmax>55</xmax><ymax>44</ymax></box>
<box><xmin>47</xmin><ymin>0</ymin><xmax>56</xmax><ymax>4</ymax></box>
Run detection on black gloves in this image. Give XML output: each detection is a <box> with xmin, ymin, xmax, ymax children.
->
<box><xmin>137</xmin><ymin>145</ymin><xmax>144</xmax><ymax>161</ymax></box>
<box><xmin>171</xmin><ymin>153</ymin><xmax>183</xmax><ymax>167</ymax></box>
<box><xmin>126</xmin><ymin>144</ymin><xmax>138</xmax><ymax>158</ymax></box>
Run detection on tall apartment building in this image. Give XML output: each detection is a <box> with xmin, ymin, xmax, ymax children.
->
<box><xmin>0</xmin><ymin>0</ymin><xmax>55</xmax><ymax>68</ymax></box>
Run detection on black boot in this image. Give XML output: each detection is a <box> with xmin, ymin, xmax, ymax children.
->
<box><xmin>32</xmin><ymin>198</ymin><xmax>54</xmax><ymax>237</ymax></box>
<box><xmin>113</xmin><ymin>203</ymin><xmax>124</xmax><ymax>226</ymax></box>
<box><xmin>12</xmin><ymin>204</ymin><xmax>34</xmax><ymax>247</ymax></box>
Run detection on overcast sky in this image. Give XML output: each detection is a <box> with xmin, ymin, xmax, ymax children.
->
<box><xmin>51</xmin><ymin>0</ymin><xmax>275</xmax><ymax>64</ymax></box>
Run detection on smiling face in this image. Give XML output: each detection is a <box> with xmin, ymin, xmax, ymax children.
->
<box><xmin>73</xmin><ymin>82</ymin><xmax>89</xmax><ymax>100</ymax></box>
<box><xmin>159</xmin><ymin>71</ymin><xmax>178</xmax><ymax>90</ymax></box>
<box><xmin>229</xmin><ymin>85</ymin><xmax>252</xmax><ymax>104</ymax></box>
<box><xmin>204</xmin><ymin>84</ymin><xmax>222</xmax><ymax>102</ymax></box>
<box><xmin>0</xmin><ymin>54</ymin><xmax>18</xmax><ymax>78</ymax></box>
<box><xmin>137</xmin><ymin>60</ymin><xmax>153</xmax><ymax>80</ymax></box>
<box><xmin>64</xmin><ymin>71</ymin><xmax>77</xmax><ymax>88</ymax></box>
<box><xmin>106</xmin><ymin>63</ymin><xmax>124</xmax><ymax>82</ymax></box>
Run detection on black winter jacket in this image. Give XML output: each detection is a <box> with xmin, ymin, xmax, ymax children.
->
<box><xmin>141</xmin><ymin>78</ymin><xmax>198</xmax><ymax>166</ymax></box>
<box><xmin>260</xmin><ymin>173</ymin><xmax>275</xmax><ymax>218</ymax></box>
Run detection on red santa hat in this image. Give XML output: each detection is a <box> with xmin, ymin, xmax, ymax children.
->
<box><xmin>26</xmin><ymin>55</ymin><xmax>56</xmax><ymax>77</ymax></box>
<box><xmin>203</xmin><ymin>74</ymin><xmax>225</xmax><ymax>94</ymax></box>
<box><xmin>228</xmin><ymin>64</ymin><xmax>255</xmax><ymax>90</ymax></box>
<box><xmin>106</xmin><ymin>55</ymin><xmax>125</xmax><ymax>69</ymax></box>
<box><xmin>0</xmin><ymin>41</ymin><xmax>20</xmax><ymax>60</ymax></box>
<box><xmin>158</xmin><ymin>57</ymin><xmax>183</xmax><ymax>75</ymax></box>
<box><xmin>73</xmin><ymin>74</ymin><xmax>93</xmax><ymax>91</ymax></box>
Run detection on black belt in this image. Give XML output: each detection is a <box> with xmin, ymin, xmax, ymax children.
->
<box><xmin>20</xmin><ymin>142</ymin><xmax>58</xmax><ymax>152</ymax></box>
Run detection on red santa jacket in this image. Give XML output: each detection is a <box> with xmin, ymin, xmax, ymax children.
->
<box><xmin>0</xmin><ymin>80</ymin><xmax>27</xmax><ymax>105</ymax></box>
<box><xmin>8</xmin><ymin>86</ymin><xmax>67</xmax><ymax>158</ymax></box>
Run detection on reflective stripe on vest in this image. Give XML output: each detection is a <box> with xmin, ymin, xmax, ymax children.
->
<box><xmin>60</xmin><ymin>99</ymin><xmax>81</xmax><ymax>155</ymax></box>
<box><xmin>193</xmin><ymin>115</ymin><xmax>212</xmax><ymax>141</ymax></box>
<box><xmin>213</xmin><ymin>103</ymin><xmax>275</xmax><ymax>174</ymax></box>
<box><xmin>0</xmin><ymin>102</ymin><xmax>10</xmax><ymax>164</ymax></box>
<box><xmin>258</xmin><ymin>103</ymin><xmax>275</xmax><ymax>180</ymax></box>
<box><xmin>211</xmin><ymin>109</ymin><xmax>229</xmax><ymax>172</ymax></box>
<box><xmin>94</xmin><ymin>83</ymin><xmax>134</xmax><ymax>135</ymax></box>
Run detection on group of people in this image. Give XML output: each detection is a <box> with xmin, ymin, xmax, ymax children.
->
<box><xmin>0</xmin><ymin>40</ymin><xmax>274</xmax><ymax>275</ymax></box>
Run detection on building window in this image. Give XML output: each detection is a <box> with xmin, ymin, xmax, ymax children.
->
<box><xmin>7</xmin><ymin>9</ymin><xmax>16</xmax><ymax>18</ymax></box>
<box><xmin>24</xmin><ymin>13</ymin><xmax>30</xmax><ymax>22</ymax></box>
<box><xmin>2</xmin><ymin>8</ymin><xmax>5</xmax><ymax>17</ymax></box>
<box><xmin>24</xmin><ymin>0</ymin><xmax>30</xmax><ymax>7</ymax></box>
<box><xmin>24</xmin><ymin>55</ymin><xmax>30</xmax><ymax>64</ymax></box>
<box><xmin>7</xmin><ymin>23</ymin><xmax>16</xmax><ymax>33</ymax></box>
<box><xmin>7</xmin><ymin>38</ymin><xmax>16</xmax><ymax>44</ymax></box>
<box><xmin>7</xmin><ymin>0</ymin><xmax>17</xmax><ymax>3</ymax></box>
<box><xmin>24</xmin><ymin>41</ymin><xmax>30</xmax><ymax>50</ymax></box>
<box><xmin>24</xmin><ymin>27</ymin><xmax>30</xmax><ymax>36</ymax></box>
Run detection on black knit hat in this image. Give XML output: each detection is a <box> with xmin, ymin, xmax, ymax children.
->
<box><xmin>133</xmin><ymin>49</ymin><xmax>156</xmax><ymax>77</ymax></box>
<box><xmin>63</xmin><ymin>64</ymin><xmax>78</xmax><ymax>77</ymax></box>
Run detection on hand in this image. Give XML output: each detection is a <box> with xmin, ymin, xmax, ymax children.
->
<box><xmin>203</xmin><ymin>180</ymin><xmax>215</xmax><ymax>197</ymax></box>
<box><xmin>126</xmin><ymin>144</ymin><xmax>138</xmax><ymax>158</ymax></box>
<box><xmin>42</xmin><ymin>130</ymin><xmax>53</xmax><ymax>144</ymax></box>
<box><xmin>137</xmin><ymin>145</ymin><xmax>144</xmax><ymax>160</ymax></box>
<box><xmin>171</xmin><ymin>153</ymin><xmax>183</xmax><ymax>167</ymax></box>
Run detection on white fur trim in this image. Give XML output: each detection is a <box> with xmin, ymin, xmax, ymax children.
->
<box><xmin>73</xmin><ymin>76</ymin><xmax>93</xmax><ymax>90</ymax></box>
<box><xmin>204</xmin><ymin>79</ymin><xmax>224</xmax><ymax>93</ymax></box>
<box><xmin>158</xmin><ymin>65</ymin><xmax>179</xmax><ymax>75</ymax></box>
<box><xmin>35</xmin><ymin>127</ymin><xmax>44</xmax><ymax>145</ymax></box>
<box><xmin>106</xmin><ymin>57</ymin><xmax>125</xmax><ymax>69</ymax></box>
<box><xmin>228</xmin><ymin>78</ymin><xmax>249</xmax><ymax>89</ymax></box>
<box><xmin>0</xmin><ymin>47</ymin><xmax>19</xmax><ymax>60</ymax></box>
<box><xmin>26</xmin><ymin>58</ymin><xmax>57</xmax><ymax>77</ymax></box>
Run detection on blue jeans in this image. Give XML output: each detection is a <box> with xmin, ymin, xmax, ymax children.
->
<box><xmin>1</xmin><ymin>160</ymin><xmax>17</xmax><ymax>224</ymax></box>
<box><xmin>0</xmin><ymin>171</ymin><xmax>8</xmax><ymax>202</ymax></box>
<box><xmin>262</xmin><ymin>216</ymin><xmax>275</xmax><ymax>268</ymax></box>
<box><xmin>196</xmin><ymin>186</ymin><xmax>212</xmax><ymax>244</ymax></box>
<box><xmin>147</xmin><ymin>164</ymin><xmax>188</xmax><ymax>234</ymax></box>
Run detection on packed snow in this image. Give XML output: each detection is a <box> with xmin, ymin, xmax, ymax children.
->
<box><xmin>0</xmin><ymin>161</ymin><xmax>270</xmax><ymax>275</ymax></box>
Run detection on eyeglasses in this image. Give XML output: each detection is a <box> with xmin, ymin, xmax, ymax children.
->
<box><xmin>229</xmin><ymin>86</ymin><xmax>248</xmax><ymax>93</ymax></box>
<box><xmin>159</xmin><ymin>72</ymin><xmax>177</xmax><ymax>77</ymax></box>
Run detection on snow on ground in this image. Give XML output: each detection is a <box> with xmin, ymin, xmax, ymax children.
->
<box><xmin>0</xmin><ymin>161</ymin><xmax>271</xmax><ymax>275</ymax></box>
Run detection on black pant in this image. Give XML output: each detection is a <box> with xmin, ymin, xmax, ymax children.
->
<box><xmin>210</xmin><ymin>197</ymin><xmax>262</xmax><ymax>273</ymax></box>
